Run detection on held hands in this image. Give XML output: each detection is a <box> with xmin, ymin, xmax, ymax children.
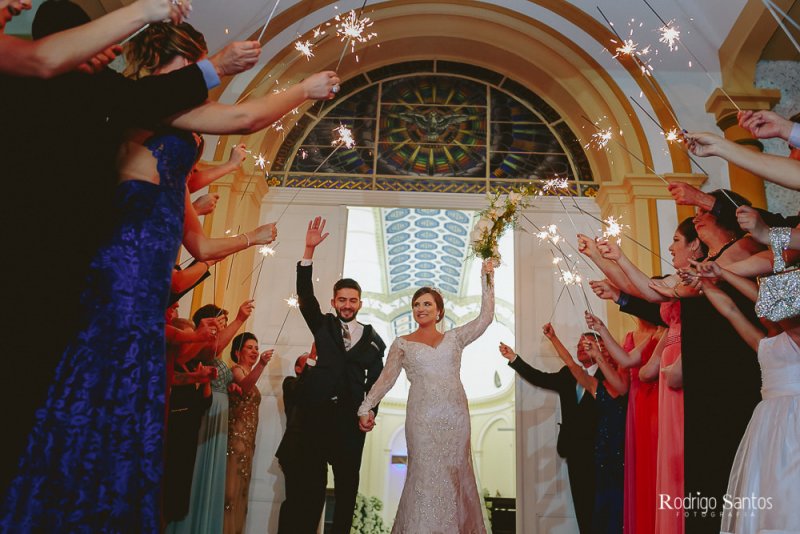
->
<box><xmin>305</xmin><ymin>217</ymin><xmax>330</xmax><ymax>250</ymax></box>
<box><xmin>237</xmin><ymin>299</ymin><xmax>255</xmax><ymax>322</ymax></box>
<box><xmin>589</xmin><ymin>279</ymin><xmax>621</xmax><ymax>302</ymax></box>
<box><xmin>136</xmin><ymin>0</ymin><xmax>191</xmax><ymax>25</ymax></box>
<box><xmin>302</xmin><ymin>71</ymin><xmax>342</xmax><ymax>100</ymax></box>
<box><xmin>738</xmin><ymin>110</ymin><xmax>794</xmax><ymax>141</ymax></box>
<box><xmin>498</xmin><ymin>342</ymin><xmax>516</xmax><ymax>362</ymax></box>
<box><xmin>359</xmin><ymin>410</ymin><xmax>376</xmax><ymax>433</ymax></box>
<box><xmin>209</xmin><ymin>41</ymin><xmax>261</xmax><ymax>78</ymax></box>
<box><xmin>736</xmin><ymin>206</ymin><xmax>769</xmax><ymax>244</ymax></box>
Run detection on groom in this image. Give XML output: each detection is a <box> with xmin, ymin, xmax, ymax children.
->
<box><xmin>284</xmin><ymin>216</ymin><xmax>386</xmax><ymax>534</ymax></box>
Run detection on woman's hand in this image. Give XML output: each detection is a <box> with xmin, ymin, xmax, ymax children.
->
<box><xmin>683</xmin><ymin>131</ymin><xmax>725</xmax><ymax>158</ymax></box>
<box><xmin>228</xmin><ymin>382</ymin><xmax>243</xmax><ymax>396</ymax></box>
<box><xmin>192</xmin><ymin>193</ymin><xmax>220</xmax><ymax>216</ymax></box>
<box><xmin>736</xmin><ymin>206</ymin><xmax>769</xmax><ymax>245</ymax></box>
<box><xmin>542</xmin><ymin>323</ymin><xmax>556</xmax><ymax>340</ymax></box>
<box><xmin>738</xmin><ymin>110</ymin><xmax>794</xmax><ymax>141</ymax></box>
<box><xmin>259</xmin><ymin>349</ymin><xmax>274</xmax><ymax>366</ymax></box>
<box><xmin>584</xmin><ymin>311</ymin><xmax>607</xmax><ymax>334</ymax></box>
<box><xmin>596</xmin><ymin>238</ymin><xmax>622</xmax><ymax>261</ymax></box>
<box><xmin>498</xmin><ymin>342</ymin><xmax>516</xmax><ymax>362</ymax></box>
<box><xmin>237</xmin><ymin>299</ymin><xmax>255</xmax><ymax>322</ymax></box>
<box><xmin>195</xmin><ymin>318</ymin><xmax>222</xmax><ymax>341</ymax></box>
<box><xmin>249</xmin><ymin>222</ymin><xmax>277</xmax><ymax>246</ymax></box>
<box><xmin>229</xmin><ymin>144</ymin><xmax>248</xmax><ymax>167</ymax></box>
<box><xmin>577</xmin><ymin>234</ymin><xmax>599</xmax><ymax>258</ymax></box>
<box><xmin>481</xmin><ymin>257</ymin><xmax>496</xmax><ymax>275</ymax></box>
<box><xmin>135</xmin><ymin>0</ymin><xmax>191</xmax><ymax>25</ymax></box>
<box><xmin>302</xmin><ymin>71</ymin><xmax>341</xmax><ymax>100</ymax></box>
<box><xmin>589</xmin><ymin>279</ymin><xmax>621</xmax><ymax>302</ymax></box>
<box><xmin>648</xmin><ymin>279</ymin><xmax>679</xmax><ymax>299</ymax></box>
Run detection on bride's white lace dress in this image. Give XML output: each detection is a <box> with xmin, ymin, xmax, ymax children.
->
<box><xmin>358</xmin><ymin>273</ymin><xmax>494</xmax><ymax>534</ymax></box>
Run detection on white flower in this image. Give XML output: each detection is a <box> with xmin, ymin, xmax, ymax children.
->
<box><xmin>507</xmin><ymin>191</ymin><xmax>522</xmax><ymax>205</ymax></box>
<box><xmin>469</xmin><ymin>228</ymin><xmax>483</xmax><ymax>244</ymax></box>
<box><xmin>475</xmin><ymin>217</ymin><xmax>493</xmax><ymax>234</ymax></box>
<box><xmin>489</xmin><ymin>207</ymin><xmax>504</xmax><ymax>219</ymax></box>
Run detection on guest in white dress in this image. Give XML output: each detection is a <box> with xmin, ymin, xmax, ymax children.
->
<box><xmin>697</xmin><ymin>267</ymin><xmax>800</xmax><ymax>534</ymax></box>
<box><xmin>358</xmin><ymin>259</ymin><xmax>495</xmax><ymax>534</ymax></box>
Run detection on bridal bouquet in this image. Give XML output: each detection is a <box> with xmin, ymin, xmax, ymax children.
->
<box><xmin>470</xmin><ymin>187</ymin><xmax>534</xmax><ymax>269</ymax></box>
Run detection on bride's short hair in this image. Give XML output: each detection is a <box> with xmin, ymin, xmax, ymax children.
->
<box><xmin>411</xmin><ymin>287</ymin><xmax>445</xmax><ymax>323</ymax></box>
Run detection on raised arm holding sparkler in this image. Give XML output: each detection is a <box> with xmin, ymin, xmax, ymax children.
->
<box><xmin>684</xmin><ymin>130</ymin><xmax>800</xmax><ymax>191</ymax></box>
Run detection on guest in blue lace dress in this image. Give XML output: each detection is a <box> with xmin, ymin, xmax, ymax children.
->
<box><xmin>1</xmin><ymin>22</ymin><xmax>339</xmax><ymax>533</ymax></box>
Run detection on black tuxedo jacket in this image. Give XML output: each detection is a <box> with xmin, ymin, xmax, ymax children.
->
<box><xmin>295</xmin><ymin>263</ymin><xmax>386</xmax><ymax>414</ymax></box>
<box><xmin>510</xmin><ymin>357</ymin><xmax>597</xmax><ymax>459</ymax></box>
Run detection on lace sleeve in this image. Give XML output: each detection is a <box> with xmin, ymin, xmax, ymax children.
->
<box><xmin>453</xmin><ymin>270</ymin><xmax>495</xmax><ymax>348</ymax></box>
<box><xmin>358</xmin><ymin>338</ymin><xmax>405</xmax><ymax>416</ymax></box>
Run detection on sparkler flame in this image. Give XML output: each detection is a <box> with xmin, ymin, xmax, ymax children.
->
<box><xmin>560</xmin><ymin>269</ymin><xmax>583</xmax><ymax>286</ymax></box>
<box><xmin>601</xmin><ymin>215</ymin><xmax>628</xmax><ymax>245</ymax></box>
<box><xmin>615</xmin><ymin>39</ymin><xmax>638</xmax><ymax>57</ymax></box>
<box><xmin>335</xmin><ymin>10</ymin><xmax>377</xmax><ymax>52</ymax></box>
<box><xmin>659</xmin><ymin>23</ymin><xmax>680</xmax><ymax>52</ymax></box>
<box><xmin>255</xmin><ymin>154</ymin><xmax>266</xmax><ymax>169</ymax></box>
<box><xmin>542</xmin><ymin>177</ymin><xmax>570</xmax><ymax>194</ymax></box>
<box><xmin>585</xmin><ymin>128</ymin><xmax>613</xmax><ymax>150</ymax></box>
<box><xmin>258</xmin><ymin>245</ymin><xmax>276</xmax><ymax>257</ymax></box>
<box><xmin>332</xmin><ymin>124</ymin><xmax>356</xmax><ymax>149</ymax></box>
<box><xmin>664</xmin><ymin>128</ymin><xmax>681</xmax><ymax>143</ymax></box>
<box><xmin>294</xmin><ymin>40</ymin><xmax>314</xmax><ymax>60</ymax></box>
<box><xmin>285</xmin><ymin>294</ymin><xmax>300</xmax><ymax>308</ymax></box>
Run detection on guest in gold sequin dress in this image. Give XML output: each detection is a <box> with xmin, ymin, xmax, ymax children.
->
<box><xmin>223</xmin><ymin>333</ymin><xmax>273</xmax><ymax>534</ymax></box>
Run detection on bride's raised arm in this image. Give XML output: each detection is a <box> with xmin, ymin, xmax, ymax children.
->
<box><xmin>453</xmin><ymin>259</ymin><xmax>495</xmax><ymax>348</ymax></box>
<box><xmin>358</xmin><ymin>339</ymin><xmax>405</xmax><ymax>417</ymax></box>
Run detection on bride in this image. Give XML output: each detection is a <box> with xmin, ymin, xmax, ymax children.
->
<box><xmin>358</xmin><ymin>258</ymin><xmax>495</xmax><ymax>533</ymax></box>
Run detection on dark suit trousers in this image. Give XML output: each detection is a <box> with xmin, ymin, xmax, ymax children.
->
<box><xmin>281</xmin><ymin>400</ymin><xmax>365</xmax><ymax>534</ymax></box>
<box><xmin>567</xmin><ymin>452</ymin><xmax>595</xmax><ymax>534</ymax></box>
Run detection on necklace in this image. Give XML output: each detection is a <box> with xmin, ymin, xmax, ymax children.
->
<box><xmin>707</xmin><ymin>236</ymin><xmax>739</xmax><ymax>260</ymax></box>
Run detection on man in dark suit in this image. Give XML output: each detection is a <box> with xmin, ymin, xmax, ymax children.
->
<box><xmin>276</xmin><ymin>348</ymin><xmax>313</xmax><ymax>534</ymax></box>
<box><xmin>284</xmin><ymin>216</ymin><xmax>386</xmax><ymax>534</ymax></box>
<box><xmin>499</xmin><ymin>326</ymin><xmax>601</xmax><ymax>534</ymax></box>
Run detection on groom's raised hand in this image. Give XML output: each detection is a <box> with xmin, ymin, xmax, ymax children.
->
<box><xmin>304</xmin><ymin>216</ymin><xmax>330</xmax><ymax>259</ymax></box>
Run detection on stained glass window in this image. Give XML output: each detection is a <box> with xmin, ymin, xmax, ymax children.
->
<box><xmin>271</xmin><ymin>61</ymin><xmax>596</xmax><ymax>196</ymax></box>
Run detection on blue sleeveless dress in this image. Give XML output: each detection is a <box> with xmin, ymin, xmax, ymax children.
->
<box><xmin>1</xmin><ymin>130</ymin><xmax>197</xmax><ymax>533</ymax></box>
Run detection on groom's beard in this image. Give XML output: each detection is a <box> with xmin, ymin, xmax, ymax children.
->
<box><xmin>336</xmin><ymin>310</ymin><xmax>358</xmax><ymax>323</ymax></box>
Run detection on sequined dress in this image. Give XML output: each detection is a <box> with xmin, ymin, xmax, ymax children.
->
<box><xmin>591</xmin><ymin>373</ymin><xmax>627</xmax><ymax>534</ymax></box>
<box><xmin>223</xmin><ymin>364</ymin><xmax>262</xmax><ymax>534</ymax></box>
<box><xmin>167</xmin><ymin>358</ymin><xmax>233</xmax><ymax>534</ymax></box>
<box><xmin>358</xmin><ymin>274</ymin><xmax>494</xmax><ymax>534</ymax></box>
<box><xmin>0</xmin><ymin>130</ymin><xmax>196</xmax><ymax>533</ymax></box>
<box><xmin>720</xmin><ymin>332</ymin><xmax>800</xmax><ymax>533</ymax></box>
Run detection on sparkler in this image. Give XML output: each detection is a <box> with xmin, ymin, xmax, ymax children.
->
<box><xmin>294</xmin><ymin>39</ymin><xmax>315</xmax><ymax>60</ymax></box>
<box><xmin>273</xmin><ymin>293</ymin><xmax>300</xmax><ymax>345</ymax></box>
<box><xmin>638</xmin><ymin>0</ymin><xmax>741</xmax><ymax>112</ymax></box>
<box><xmin>540</xmin><ymin>176</ymin><xmax>570</xmax><ymax>195</ymax></box>
<box><xmin>763</xmin><ymin>0</ymin><xmax>800</xmax><ymax>54</ymax></box>
<box><xmin>658</xmin><ymin>22</ymin><xmax>680</xmax><ymax>51</ymax></box>
<box><xmin>581</xmin><ymin>115</ymin><xmax>670</xmax><ymax>185</ymax></box>
<box><xmin>334</xmin><ymin>9</ymin><xmax>377</xmax><ymax>56</ymax></box>
<box><xmin>584</xmin><ymin>127</ymin><xmax>614</xmax><ymax>151</ymax></box>
<box><xmin>332</xmin><ymin>124</ymin><xmax>356</xmax><ymax>149</ymax></box>
<box><xmin>258</xmin><ymin>245</ymin><xmax>276</xmax><ymax>257</ymax></box>
<box><xmin>601</xmin><ymin>215</ymin><xmax>628</xmax><ymax>245</ymax></box>
<box><xmin>257</xmin><ymin>0</ymin><xmax>282</xmax><ymax>43</ymax></box>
